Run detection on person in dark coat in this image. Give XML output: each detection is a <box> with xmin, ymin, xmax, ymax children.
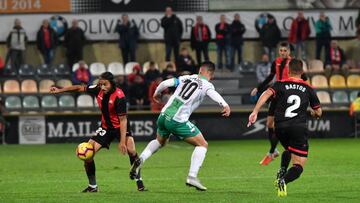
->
<box><xmin>36</xmin><ymin>19</ymin><xmax>58</xmax><ymax>65</ymax></box>
<box><xmin>176</xmin><ymin>47</ymin><xmax>196</xmax><ymax>75</ymax></box>
<box><xmin>257</xmin><ymin>15</ymin><xmax>281</xmax><ymax>62</ymax></box>
<box><xmin>230</xmin><ymin>13</ymin><xmax>246</xmax><ymax>67</ymax></box>
<box><xmin>64</xmin><ymin>19</ymin><xmax>86</xmax><ymax>68</ymax></box>
<box><xmin>161</xmin><ymin>7</ymin><xmax>183</xmax><ymax>62</ymax></box>
<box><xmin>144</xmin><ymin>61</ymin><xmax>161</xmax><ymax>86</ymax></box>
<box><xmin>190</xmin><ymin>16</ymin><xmax>211</xmax><ymax>65</ymax></box>
<box><xmin>215</xmin><ymin>15</ymin><xmax>231</xmax><ymax>71</ymax></box>
<box><xmin>115</xmin><ymin>14</ymin><xmax>139</xmax><ymax>65</ymax></box>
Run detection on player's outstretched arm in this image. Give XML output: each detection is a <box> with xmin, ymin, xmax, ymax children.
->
<box><xmin>247</xmin><ymin>89</ymin><xmax>273</xmax><ymax>127</ymax></box>
<box><xmin>49</xmin><ymin>85</ymin><xmax>86</xmax><ymax>94</ymax></box>
<box><xmin>206</xmin><ymin>89</ymin><xmax>230</xmax><ymax>117</ymax></box>
<box><xmin>153</xmin><ymin>78</ymin><xmax>177</xmax><ymax>103</ymax></box>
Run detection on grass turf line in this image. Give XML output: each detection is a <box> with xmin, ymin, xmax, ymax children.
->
<box><xmin>0</xmin><ymin>139</ymin><xmax>359</xmax><ymax>203</ymax></box>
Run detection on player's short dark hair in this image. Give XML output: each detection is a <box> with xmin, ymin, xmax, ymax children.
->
<box><xmin>279</xmin><ymin>42</ymin><xmax>290</xmax><ymax>49</ymax></box>
<box><xmin>201</xmin><ymin>61</ymin><xmax>215</xmax><ymax>73</ymax></box>
<box><xmin>289</xmin><ymin>59</ymin><xmax>304</xmax><ymax>74</ymax></box>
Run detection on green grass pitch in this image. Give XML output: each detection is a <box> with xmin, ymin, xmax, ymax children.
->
<box><xmin>0</xmin><ymin>139</ymin><xmax>360</xmax><ymax>203</ymax></box>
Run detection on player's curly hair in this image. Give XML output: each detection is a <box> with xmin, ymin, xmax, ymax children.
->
<box><xmin>99</xmin><ymin>72</ymin><xmax>116</xmax><ymax>88</ymax></box>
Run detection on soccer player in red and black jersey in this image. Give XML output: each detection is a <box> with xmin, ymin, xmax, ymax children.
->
<box><xmin>50</xmin><ymin>72</ymin><xmax>146</xmax><ymax>192</ymax></box>
<box><xmin>248</xmin><ymin>59</ymin><xmax>322</xmax><ymax>196</ymax></box>
<box><xmin>250</xmin><ymin>42</ymin><xmax>307</xmax><ymax>165</ymax></box>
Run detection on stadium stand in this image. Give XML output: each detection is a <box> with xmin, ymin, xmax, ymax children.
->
<box><xmin>19</xmin><ymin>64</ymin><xmax>36</xmax><ymax>77</ymax></box>
<box><xmin>56</xmin><ymin>79</ymin><xmax>72</xmax><ymax>88</ymax></box>
<box><xmin>37</xmin><ymin>64</ymin><xmax>53</xmax><ymax>77</ymax></box>
<box><xmin>58</xmin><ymin>95</ymin><xmax>76</xmax><ymax>109</ymax></box>
<box><xmin>3</xmin><ymin>80</ymin><xmax>20</xmax><ymax>94</ymax></box>
<box><xmin>5</xmin><ymin>96</ymin><xmax>22</xmax><ymax>111</ymax></box>
<box><xmin>316</xmin><ymin>91</ymin><xmax>331</xmax><ymax>104</ymax></box>
<box><xmin>329</xmin><ymin>74</ymin><xmax>346</xmax><ymax>88</ymax></box>
<box><xmin>89</xmin><ymin>62</ymin><xmax>106</xmax><ymax>76</ymax></box>
<box><xmin>311</xmin><ymin>75</ymin><xmax>328</xmax><ymax>88</ymax></box>
<box><xmin>347</xmin><ymin>75</ymin><xmax>360</xmax><ymax>88</ymax></box>
<box><xmin>22</xmin><ymin>96</ymin><xmax>40</xmax><ymax>110</ymax></box>
<box><xmin>41</xmin><ymin>95</ymin><xmax>58</xmax><ymax>109</ymax></box>
<box><xmin>332</xmin><ymin>91</ymin><xmax>349</xmax><ymax>104</ymax></box>
<box><xmin>39</xmin><ymin>79</ymin><xmax>55</xmax><ymax>93</ymax></box>
<box><xmin>21</xmin><ymin>79</ymin><xmax>38</xmax><ymax>93</ymax></box>
<box><xmin>3</xmin><ymin>64</ymin><xmax>17</xmax><ymax>76</ymax></box>
<box><xmin>308</xmin><ymin>60</ymin><xmax>324</xmax><ymax>73</ymax></box>
<box><xmin>77</xmin><ymin>95</ymin><xmax>94</xmax><ymax>108</ymax></box>
<box><xmin>54</xmin><ymin>64</ymin><xmax>71</xmax><ymax>76</ymax></box>
<box><xmin>107</xmin><ymin>62</ymin><xmax>125</xmax><ymax>75</ymax></box>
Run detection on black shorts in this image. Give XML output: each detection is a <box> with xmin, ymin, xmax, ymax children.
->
<box><xmin>91</xmin><ymin>127</ymin><xmax>132</xmax><ymax>149</ymax></box>
<box><xmin>275</xmin><ymin>126</ymin><xmax>309</xmax><ymax>157</ymax></box>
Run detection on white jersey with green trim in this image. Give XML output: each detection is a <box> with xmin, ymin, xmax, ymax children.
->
<box><xmin>161</xmin><ymin>74</ymin><xmax>216</xmax><ymax>123</ymax></box>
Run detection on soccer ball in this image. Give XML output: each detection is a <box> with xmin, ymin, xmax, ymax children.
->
<box><xmin>76</xmin><ymin>142</ymin><xmax>94</xmax><ymax>161</ymax></box>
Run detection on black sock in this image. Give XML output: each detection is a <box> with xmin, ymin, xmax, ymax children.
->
<box><xmin>84</xmin><ymin>160</ymin><xmax>96</xmax><ymax>186</ymax></box>
<box><xmin>281</xmin><ymin>150</ymin><xmax>291</xmax><ymax>170</ymax></box>
<box><xmin>129</xmin><ymin>153</ymin><xmax>141</xmax><ymax>181</ymax></box>
<box><xmin>268</xmin><ymin>128</ymin><xmax>278</xmax><ymax>154</ymax></box>
<box><xmin>284</xmin><ymin>164</ymin><xmax>303</xmax><ymax>184</ymax></box>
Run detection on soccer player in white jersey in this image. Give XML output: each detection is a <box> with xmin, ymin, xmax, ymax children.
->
<box><xmin>129</xmin><ymin>61</ymin><xmax>231</xmax><ymax>191</ymax></box>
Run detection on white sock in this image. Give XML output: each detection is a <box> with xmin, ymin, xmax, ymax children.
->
<box><xmin>89</xmin><ymin>184</ymin><xmax>97</xmax><ymax>188</ymax></box>
<box><xmin>188</xmin><ymin>146</ymin><xmax>207</xmax><ymax>178</ymax></box>
<box><xmin>140</xmin><ymin>139</ymin><xmax>162</xmax><ymax>162</ymax></box>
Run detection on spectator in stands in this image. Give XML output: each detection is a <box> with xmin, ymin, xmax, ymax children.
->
<box><xmin>115</xmin><ymin>75</ymin><xmax>129</xmax><ymax>100</ymax></box>
<box><xmin>161</xmin><ymin>7</ymin><xmax>183</xmax><ymax>62</ymax></box>
<box><xmin>161</xmin><ymin>63</ymin><xmax>177</xmax><ymax>80</ymax></box>
<box><xmin>314</xmin><ymin>12</ymin><xmax>332</xmax><ymax>61</ymax></box>
<box><xmin>325</xmin><ymin>40</ymin><xmax>347</xmax><ymax>74</ymax></box>
<box><xmin>127</xmin><ymin>64</ymin><xmax>144</xmax><ymax>85</ymax></box>
<box><xmin>6</xmin><ymin>19</ymin><xmax>28</xmax><ymax>71</ymax></box>
<box><xmin>230</xmin><ymin>13</ymin><xmax>246</xmax><ymax>67</ymax></box>
<box><xmin>36</xmin><ymin>19</ymin><xmax>57</xmax><ymax>65</ymax></box>
<box><xmin>255</xmin><ymin>54</ymin><xmax>272</xmax><ymax>83</ymax></box>
<box><xmin>129</xmin><ymin>75</ymin><xmax>147</xmax><ymax>110</ymax></box>
<box><xmin>144</xmin><ymin>61</ymin><xmax>161</xmax><ymax>85</ymax></box>
<box><xmin>148</xmin><ymin>76</ymin><xmax>165</xmax><ymax>112</ymax></box>
<box><xmin>257</xmin><ymin>14</ymin><xmax>281</xmax><ymax>62</ymax></box>
<box><xmin>64</xmin><ymin>19</ymin><xmax>86</xmax><ymax>68</ymax></box>
<box><xmin>288</xmin><ymin>11</ymin><xmax>310</xmax><ymax>60</ymax></box>
<box><xmin>115</xmin><ymin>14</ymin><xmax>139</xmax><ymax>65</ymax></box>
<box><xmin>176</xmin><ymin>47</ymin><xmax>196</xmax><ymax>75</ymax></box>
<box><xmin>71</xmin><ymin>61</ymin><xmax>93</xmax><ymax>85</ymax></box>
<box><xmin>215</xmin><ymin>15</ymin><xmax>231</xmax><ymax>71</ymax></box>
<box><xmin>190</xmin><ymin>16</ymin><xmax>211</xmax><ymax>65</ymax></box>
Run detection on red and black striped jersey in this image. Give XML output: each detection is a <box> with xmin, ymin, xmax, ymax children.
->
<box><xmin>86</xmin><ymin>85</ymin><xmax>127</xmax><ymax>129</ymax></box>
